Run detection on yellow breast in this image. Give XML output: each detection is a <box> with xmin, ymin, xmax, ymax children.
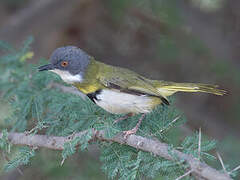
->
<box><xmin>75</xmin><ymin>84</ymin><xmax>98</xmax><ymax>94</ymax></box>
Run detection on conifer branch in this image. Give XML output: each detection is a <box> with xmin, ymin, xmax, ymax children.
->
<box><xmin>175</xmin><ymin>170</ymin><xmax>193</xmax><ymax>180</ymax></box>
<box><xmin>0</xmin><ymin>130</ymin><xmax>232</xmax><ymax>180</ymax></box>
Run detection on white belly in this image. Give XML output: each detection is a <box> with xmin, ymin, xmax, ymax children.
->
<box><xmin>94</xmin><ymin>89</ymin><xmax>154</xmax><ymax>114</ymax></box>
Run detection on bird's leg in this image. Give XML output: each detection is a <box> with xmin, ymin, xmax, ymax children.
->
<box><xmin>114</xmin><ymin>113</ymin><xmax>133</xmax><ymax>124</ymax></box>
<box><xmin>123</xmin><ymin>113</ymin><xmax>146</xmax><ymax>139</ymax></box>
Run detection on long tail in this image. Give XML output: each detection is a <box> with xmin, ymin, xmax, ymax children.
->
<box><xmin>153</xmin><ymin>81</ymin><xmax>227</xmax><ymax>97</ymax></box>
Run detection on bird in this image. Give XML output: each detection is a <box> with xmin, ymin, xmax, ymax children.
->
<box><xmin>38</xmin><ymin>46</ymin><xmax>226</xmax><ymax>137</ymax></box>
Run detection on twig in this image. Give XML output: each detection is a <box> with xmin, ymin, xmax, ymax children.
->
<box><xmin>0</xmin><ymin>131</ymin><xmax>232</xmax><ymax>180</ymax></box>
<box><xmin>198</xmin><ymin>127</ymin><xmax>201</xmax><ymax>159</ymax></box>
<box><xmin>175</xmin><ymin>170</ymin><xmax>193</xmax><ymax>180</ymax></box>
<box><xmin>217</xmin><ymin>152</ymin><xmax>228</xmax><ymax>174</ymax></box>
<box><xmin>1</xmin><ymin>151</ymin><xmax>23</xmax><ymax>176</ymax></box>
<box><xmin>229</xmin><ymin>164</ymin><xmax>240</xmax><ymax>175</ymax></box>
<box><xmin>60</xmin><ymin>158</ymin><xmax>65</xmax><ymax>166</ymax></box>
<box><xmin>159</xmin><ymin>116</ymin><xmax>180</xmax><ymax>133</ymax></box>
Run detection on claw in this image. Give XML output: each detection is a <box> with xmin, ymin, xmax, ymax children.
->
<box><xmin>123</xmin><ymin>128</ymin><xmax>138</xmax><ymax>139</ymax></box>
<box><xmin>122</xmin><ymin>113</ymin><xmax>146</xmax><ymax>139</ymax></box>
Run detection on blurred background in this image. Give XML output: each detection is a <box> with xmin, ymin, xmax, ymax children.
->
<box><xmin>0</xmin><ymin>0</ymin><xmax>239</xmax><ymax>179</ymax></box>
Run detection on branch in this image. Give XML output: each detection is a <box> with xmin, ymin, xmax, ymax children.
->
<box><xmin>0</xmin><ymin>130</ymin><xmax>232</xmax><ymax>180</ymax></box>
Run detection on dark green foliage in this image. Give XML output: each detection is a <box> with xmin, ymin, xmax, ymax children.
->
<box><xmin>0</xmin><ymin>39</ymin><xmax>229</xmax><ymax>179</ymax></box>
<box><xmin>62</xmin><ymin>137</ymin><xmax>82</xmax><ymax>164</ymax></box>
<box><xmin>62</xmin><ymin>129</ymin><xmax>93</xmax><ymax>164</ymax></box>
<box><xmin>4</xmin><ymin>147</ymin><xmax>35</xmax><ymax>172</ymax></box>
<box><xmin>181</xmin><ymin>132</ymin><xmax>217</xmax><ymax>161</ymax></box>
<box><xmin>0</xmin><ymin>129</ymin><xmax>11</xmax><ymax>153</ymax></box>
<box><xmin>100</xmin><ymin>143</ymin><xmax>189</xmax><ymax>180</ymax></box>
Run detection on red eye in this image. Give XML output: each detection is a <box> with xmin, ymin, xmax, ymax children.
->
<box><xmin>61</xmin><ymin>61</ymin><xmax>68</xmax><ymax>67</ymax></box>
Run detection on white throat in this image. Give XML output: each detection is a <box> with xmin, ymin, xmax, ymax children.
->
<box><xmin>50</xmin><ymin>69</ymin><xmax>83</xmax><ymax>84</ymax></box>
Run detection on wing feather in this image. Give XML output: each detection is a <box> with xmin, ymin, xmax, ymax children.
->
<box><xmin>98</xmin><ymin>66</ymin><xmax>169</xmax><ymax>105</ymax></box>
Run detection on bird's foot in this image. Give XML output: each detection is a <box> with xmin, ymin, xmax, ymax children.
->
<box><xmin>123</xmin><ymin>127</ymin><xmax>138</xmax><ymax>139</ymax></box>
<box><xmin>122</xmin><ymin>113</ymin><xmax>146</xmax><ymax>139</ymax></box>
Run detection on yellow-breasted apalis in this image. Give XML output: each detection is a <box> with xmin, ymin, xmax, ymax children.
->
<box><xmin>38</xmin><ymin>46</ymin><xmax>226</xmax><ymax>136</ymax></box>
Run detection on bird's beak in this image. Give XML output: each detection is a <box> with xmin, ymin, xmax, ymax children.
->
<box><xmin>38</xmin><ymin>64</ymin><xmax>54</xmax><ymax>71</ymax></box>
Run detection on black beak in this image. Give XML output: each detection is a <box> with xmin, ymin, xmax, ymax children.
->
<box><xmin>38</xmin><ymin>64</ymin><xmax>54</xmax><ymax>71</ymax></box>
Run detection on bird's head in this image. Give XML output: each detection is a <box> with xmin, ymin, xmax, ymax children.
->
<box><xmin>38</xmin><ymin>46</ymin><xmax>90</xmax><ymax>84</ymax></box>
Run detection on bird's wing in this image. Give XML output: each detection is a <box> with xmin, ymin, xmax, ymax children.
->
<box><xmin>98</xmin><ymin>66</ymin><xmax>169</xmax><ymax>105</ymax></box>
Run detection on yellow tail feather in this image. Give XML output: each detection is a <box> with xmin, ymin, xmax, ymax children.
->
<box><xmin>154</xmin><ymin>81</ymin><xmax>227</xmax><ymax>97</ymax></box>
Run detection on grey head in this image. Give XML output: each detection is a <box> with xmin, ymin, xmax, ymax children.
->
<box><xmin>38</xmin><ymin>46</ymin><xmax>90</xmax><ymax>83</ymax></box>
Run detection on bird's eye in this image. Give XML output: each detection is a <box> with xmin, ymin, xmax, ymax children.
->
<box><xmin>61</xmin><ymin>61</ymin><xmax>68</xmax><ymax>67</ymax></box>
